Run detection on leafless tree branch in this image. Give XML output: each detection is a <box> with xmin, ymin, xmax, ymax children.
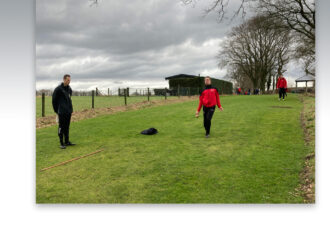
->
<box><xmin>219</xmin><ymin>15</ymin><xmax>293</xmax><ymax>92</ymax></box>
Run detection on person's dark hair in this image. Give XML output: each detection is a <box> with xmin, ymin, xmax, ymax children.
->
<box><xmin>63</xmin><ymin>74</ymin><xmax>71</xmax><ymax>80</ymax></box>
<box><xmin>205</xmin><ymin>76</ymin><xmax>211</xmax><ymax>80</ymax></box>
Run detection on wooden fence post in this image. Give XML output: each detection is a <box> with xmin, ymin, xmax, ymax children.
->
<box><xmin>124</xmin><ymin>89</ymin><xmax>127</xmax><ymax>105</ymax></box>
<box><xmin>108</xmin><ymin>88</ymin><xmax>110</xmax><ymax>96</ymax></box>
<box><xmin>165</xmin><ymin>87</ymin><xmax>167</xmax><ymax>100</ymax></box>
<box><xmin>295</xmin><ymin>82</ymin><xmax>298</xmax><ymax>93</ymax></box>
<box><xmin>127</xmin><ymin>87</ymin><xmax>129</xmax><ymax>97</ymax></box>
<box><xmin>92</xmin><ymin>90</ymin><xmax>95</xmax><ymax>109</ymax></box>
<box><xmin>118</xmin><ymin>88</ymin><xmax>120</xmax><ymax>96</ymax></box>
<box><xmin>147</xmin><ymin>88</ymin><xmax>150</xmax><ymax>101</ymax></box>
<box><xmin>42</xmin><ymin>93</ymin><xmax>45</xmax><ymax>117</ymax></box>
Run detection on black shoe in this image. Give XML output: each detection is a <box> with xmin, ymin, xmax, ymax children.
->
<box><xmin>60</xmin><ymin>145</ymin><xmax>66</xmax><ymax>149</ymax></box>
<box><xmin>205</xmin><ymin>134</ymin><xmax>210</xmax><ymax>138</ymax></box>
<box><xmin>65</xmin><ymin>142</ymin><xmax>76</xmax><ymax>146</ymax></box>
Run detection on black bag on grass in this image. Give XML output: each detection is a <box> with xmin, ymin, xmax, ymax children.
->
<box><xmin>140</xmin><ymin>128</ymin><xmax>158</xmax><ymax>135</ymax></box>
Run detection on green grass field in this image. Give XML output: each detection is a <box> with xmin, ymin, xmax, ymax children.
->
<box><xmin>36</xmin><ymin>95</ymin><xmax>173</xmax><ymax>117</ymax></box>
<box><xmin>36</xmin><ymin>94</ymin><xmax>309</xmax><ymax>203</ymax></box>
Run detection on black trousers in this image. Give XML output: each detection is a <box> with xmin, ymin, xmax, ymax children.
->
<box><xmin>203</xmin><ymin>106</ymin><xmax>215</xmax><ymax>135</ymax></box>
<box><xmin>58</xmin><ymin>113</ymin><xmax>72</xmax><ymax>145</ymax></box>
<box><xmin>279</xmin><ymin>88</ymin><xmax>286</xmax><ymax>99</ymax></box>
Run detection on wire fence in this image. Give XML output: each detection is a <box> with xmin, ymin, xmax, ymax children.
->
<box><xmin>36</xmin><ymin>85</ymin><xmax>314</xmax><ymax>118</ymax></box>
<box><xmin>36</xmin><ymin>87</ymin><xmax>201</xmax><ymax>118</ymax></box>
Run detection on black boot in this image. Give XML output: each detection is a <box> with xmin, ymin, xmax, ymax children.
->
<box><xmin>64</xmin><ymin>130</ymin><xmax>75</xmax><ymax>146</ymax></box>
<box><xmin>65</xmin><ymin>141</ymin><xmax>76</xmax><ymax>146</ymax></box>
<box><xmin>59</xmin><ymin>134</ymin><xmax>66</xmax><ymax>149</ymax></box>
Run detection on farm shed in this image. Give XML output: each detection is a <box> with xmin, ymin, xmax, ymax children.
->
<box><xmin>165</xmin><ymin>74</ymin><xmax>233</xmax><ymax>95</ymax></box>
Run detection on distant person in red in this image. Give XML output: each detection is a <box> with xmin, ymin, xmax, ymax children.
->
<box><xmin>238</xmin><ymin>87</ymin><xmax>242</xmax><ymax>95</ymax></box>
<box><xmin>195</xmin><ymin>77</ymin><xmax>223</xmax><ymax>138</ymax></box>
<box><xmin>276</xmin><ymin>74</ymin><xmax>287</xmax><ymax>101</ymax></box>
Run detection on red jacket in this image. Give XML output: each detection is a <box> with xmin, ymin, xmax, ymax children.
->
<box><xmin>197</xmin><ymin>86</ymin><xmax>221</xmax><ymax>112</ymax></box>
<box><xmin>276</xmin><ymin>77</ymin><xmax>287</xmax><ymax>89</ymax></box>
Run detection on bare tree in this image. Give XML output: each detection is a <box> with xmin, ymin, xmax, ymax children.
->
<box><xmin>183</xmin><ymin>0</ymin><xmax>315</xmax><ymax>76</ymax></box>
<box><xmin>181</xmin><ymin>0</ymin><xmax>253</xmax><ymax>21</ymax></box>
<box><xmin>258</xmin><ymin>0</ymin><xmax>315</xmax><ymax>76</ymax></box>
<box><xmin>224</xmin><ymin>65</ymin><xmax>254</xmax><ymax>91</ymax></box>
<box><xmin>182</xmin><ymin>0</ymin><xmax>314</xmax><ymax>35</ymax></box>
<box><xmin>258</xmin><ymin>0</ymin><xmax>314</xmax><ymax>43</ymax></box>
<box><xmin>219</xmin><ymin>15</ymin><xmax>292</xmax><ymax>92</ymax></box>
<box><xmin>268</xmin><ymin>20</ymin><xmax>293</xmax><ymax>91</ymax></box>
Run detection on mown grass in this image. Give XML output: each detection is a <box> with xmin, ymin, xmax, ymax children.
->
<box><xmin>36</xmin><ymin>95</ymin><xmax>174</xmax><ymax>117</ymax></box>
<box><xmin>36</xmin><ymin>94</ymin><xmax>309</xmax><ymax>203</ymax></box>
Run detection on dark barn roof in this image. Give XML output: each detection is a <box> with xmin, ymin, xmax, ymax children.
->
<box><xmin>165</xmin><ymin>74</ymin><xmax>199</xmax><ymax>80</ymax></box>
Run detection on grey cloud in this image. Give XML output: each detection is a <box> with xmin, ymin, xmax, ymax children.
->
<box><xmin>36</xmin><ymin>0</ymin><xmax>301</xmax><ymax>90</ymax></box>
<box><xmin>37</xmin><ymin>0</ymin><xmax>227</xmax><ymax>52</ymax></box>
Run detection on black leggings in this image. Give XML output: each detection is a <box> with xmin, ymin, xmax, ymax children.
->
<box><xmin>203</xmin><ymin>106</ymin><xmax>215</xmax><ymax>135</ymax></box>
<box><xmin>58</xmin><ymin>113</ymin><xmax>72</xmax><ymax>144</ymax></box>
<box><xmin>279</xmin><ymin>88</ymin><xmax>286</xmax><ymax>99</ymax></box>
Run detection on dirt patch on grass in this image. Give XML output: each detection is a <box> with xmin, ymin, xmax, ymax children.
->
<box><xmin>37</xmin><ymin>96</ymin><xmax>198</xmax><ymax>129</ymax></box>
<box><xmin>298</xmin><ymin>94</ymin><xmax>315</xmax><ymax>203</ymax></box>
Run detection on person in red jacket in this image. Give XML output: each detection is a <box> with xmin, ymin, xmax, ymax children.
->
<box><xmin>276</xmin><ymin>74</ymin><xmax>287</xmax><ymax>101</ymax></box>
<box><xmin>195</xmin><ymin>76</ymin><xmax>223</xmax><ymax>137</ymax></box>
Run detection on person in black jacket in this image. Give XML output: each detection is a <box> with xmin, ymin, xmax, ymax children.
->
<box><xmin>52</xmin><ymin>74</ymin><xmax>75</xmax><ymax>149</ymax></box>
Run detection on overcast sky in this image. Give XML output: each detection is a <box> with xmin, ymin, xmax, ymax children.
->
<box><xmin>36</xmin><ymin>0</ymin><xmax>305</xmax><ymax>91</ymax></box>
